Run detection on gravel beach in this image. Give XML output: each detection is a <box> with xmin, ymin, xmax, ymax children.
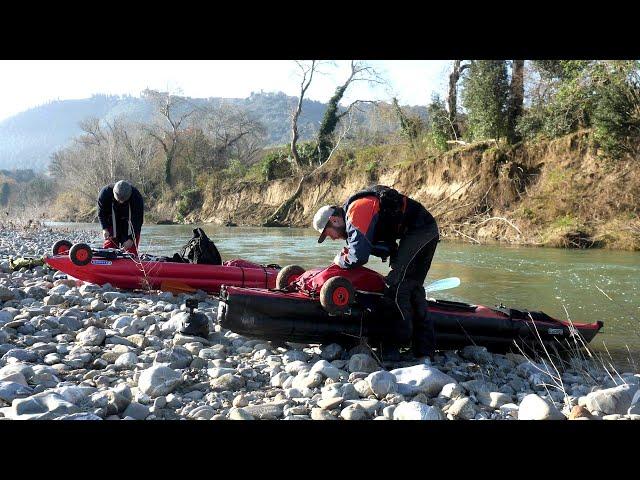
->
<box><xmin>1</xmin><ymin>224</ymin><xmax>639</xmax><ymax>420</ymax></box>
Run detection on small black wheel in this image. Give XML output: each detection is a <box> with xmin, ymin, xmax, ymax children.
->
<box><xmin>52</xmin><ymin>240</ymin><xmax>73</xmax><ymax>256</ymax></box>
<box><xmin>320</xmin><ymin>276</ymin><xmax>355</xmax><ymax>315</ymax></box>
<box><xmin>69</xmin><ymin>243</ymin><xmax>93</xmax><ymax>266</ymax></box>
<box><xmin>275</xmin><ymin>265</ymin><xmax>305</xmax><ymax>290</ymax></box>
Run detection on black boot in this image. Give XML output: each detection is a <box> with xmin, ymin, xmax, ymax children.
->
<box><xmin>379</xmin><ymin>344</ymin><xmax>402</xmax><ymax>364</ymax></box>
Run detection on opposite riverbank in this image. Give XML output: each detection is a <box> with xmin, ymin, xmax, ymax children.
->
<box><xmin>1</xmin><ymin>225</ymin><xmax>639</xmax><ymax>420</ymax></box>
<box><xmin>43</xmin><ymin>131</ymin><xmax>640</xmax><ymax>251</ymax></box>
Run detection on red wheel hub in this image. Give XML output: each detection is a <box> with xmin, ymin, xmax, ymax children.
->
<box><xmin>58</xmin><ymin>246</ymin><xmax>70</xmax><ymax>254</ymax></box>
<box><xmin>76</xmin><ymin>249</ymin><xmax>89</xmax><ymax>261</ymax></box>
<box><xmin>332</xmin><ymin>286</ymin><xmax>350</xmax><ymax>306</ymax></box>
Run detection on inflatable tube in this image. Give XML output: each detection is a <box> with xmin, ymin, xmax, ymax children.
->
<box><xmin>217</xmin><ymin>285</ymin><xmax>603</xmax><ymax>351</ymax></box>
<box><xmin>44</xmin><ymin>254</ymin><xmax>279</xmax><ymax>293</ymax></box>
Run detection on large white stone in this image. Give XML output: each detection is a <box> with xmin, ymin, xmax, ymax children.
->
<box><xmin>447</xmin><ymin>397</ymin><xmax>477</xmax><ymax>420</ymax></box>
<box><xmin>585</xmin><ymin>384</ymin><xmax>637</xmax><ymax>415</ymax></box>
<box><xmin>77</xmin><ymin>326</ymin><xmax>106</xmax><ymax>346</ymax></box>
<box><xmin>309</xmin><ymin>360</ymin><xmax>342</xmax><ymax>380</ymax></box>
<box><xmin>391</xmin><ymin>364</ymin><xmax>456</xmax><ymax>397</ymax></box>
<box><xmin>292</xmin><ymin>372</ymin><xmax>323</xmax><ymax>390</ymax></box>
<box><xmin>138</xmin><ymin>365</ymin><xmax>182</xmax><ymax>397</ymax></box>
<box><xmin>0</xmin><ymin>381</ymin><xmax>33</xmax><ymax>403</ymax></box>
<box><xmin>476</xmin><ymin>391</ymin><xmax>512</xmax><ymax>408</ymax></box>
<box><xmin>518</xmin><ymin>394</ymin><xmax>565</xmax><ymax>420</ymax></box>
<box><xmin>393</xmin><ymin>401</ymin><xmax>445</xmax><ymax>420</ymax></box>
<box><xmin>366</xmin><ymin>370</ymin><xmax>398</xmax><ymax>398</ymax></box>
<box><xmin>348</xmin><ymin>354</ymin><xmax>379</xmax><ymax>374</ymax></box>
<box><xmin>628</xmin><ymin>390</ymin><xmax>640</xmax><ymax>415</ymax></box>
<box><xmin>115</xmin><ymin>352</ymin><xmax>138</xmax><ymax>369</ymax></box>
<box><xmin>439</xmin><ymin>383</ymin><xmax>465</xmax><ymax>399</ymax></box>
<box><xmin>10</xmin><ymin>393</ymin><xmax>80</xmax><ymax>419</ymax></box>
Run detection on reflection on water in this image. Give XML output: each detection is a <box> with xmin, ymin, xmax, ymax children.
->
<box><xmin>47</xmin><ymin>222</ymin><xmax>640</xmax><ymax>367</ymax></box>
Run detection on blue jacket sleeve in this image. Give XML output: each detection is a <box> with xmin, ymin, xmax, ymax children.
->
<box><xmin>337</xmin><ymin>197</ymin><xmax>379</xmax><ymax>268</ymax></box>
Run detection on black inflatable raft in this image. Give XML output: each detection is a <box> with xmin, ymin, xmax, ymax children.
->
<box><xmin>217</xmin><ymin>285</ymin><xmax>603</xmax><ymax>352</ymax></box>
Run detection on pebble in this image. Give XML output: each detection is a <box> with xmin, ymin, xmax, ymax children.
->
<box><xmin>311</xmin><ymin>408</ymin><xmax>338</xmax><ymax>420</ymax></box>
<box><xmin>340</xmin><ymin>404</ymin><xmax>368</xmax><ymax>420</ymax></box>
<box><xmin>348</xmin><ymin>354</ymin><xmax>380</xmax><ymax>374</ymax></box>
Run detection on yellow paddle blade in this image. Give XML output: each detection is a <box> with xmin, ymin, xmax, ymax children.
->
<box><xmin>159</xmin><ymin>280</ymin><xmax>197</xmax><ymax>294</ymax></box>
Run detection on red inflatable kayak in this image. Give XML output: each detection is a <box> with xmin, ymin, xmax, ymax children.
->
<box><xmin>45</xmin><ymin>254</ymin><xmax>280</xmax><ymax>294</ymax></box>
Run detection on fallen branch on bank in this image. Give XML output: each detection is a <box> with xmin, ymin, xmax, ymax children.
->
<box><xmin>450</xmin><ymin>228</ymin><xmax>481</xmax><ymax>244</ymax></box>
<box><xmin>475</xmin><ymin>216</ymin><xmax>523</xmax><ymax>236</ymax></box>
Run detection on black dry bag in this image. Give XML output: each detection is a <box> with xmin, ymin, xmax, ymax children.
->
<box><xmin>179</xmin><ymin>228</ymin><xmax>222</xmax><ymax>265</ymax></box>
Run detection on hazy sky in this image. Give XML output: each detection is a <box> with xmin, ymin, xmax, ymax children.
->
<box><xmin>0</xmin><ymin>60</ymin><xmax>452</xmax><ymax>122</ymax></box>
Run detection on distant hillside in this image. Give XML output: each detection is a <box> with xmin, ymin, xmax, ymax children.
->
<box><xmin>0</xmin><ymin>92</ymin><xmax>427</xmax><ymax>171</ymax></box>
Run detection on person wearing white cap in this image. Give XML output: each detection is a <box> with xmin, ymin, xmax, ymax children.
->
<box><xmin>312</xmin><ymin>185</ymin><xmax>439</xmax><ymax>362</ymax></box>
<box><xmin>97</xmin><ymin>180</ymin><xmax>144</xmax><ymax>254</ymax></box>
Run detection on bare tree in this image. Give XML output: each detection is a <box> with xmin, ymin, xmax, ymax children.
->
<box><xmin>447</xmin><ymin>60</ymin><xmax>470</xmax><ymax>140</ymax></box>
<box><xmin>50</xmin><ymin>117</ymin><xmax>138</xmax><ymax>207</ymax></box>
<box><xmin>142</xmin><ymin>89</ymin><xmax>196</xmax><ymax>185</ymax></box>
<box><xmin>197</xmin><ymin>102</ymin><xmax>267</xmax><ymax>168</ymax></box>
<box><xmin>121</xmin><ymin>125</ymin><xmax>159</xmax><ymax>194</ymax></box>
<box><xmin>290</xmin><ymin>60</ymin><xmax>317</xmax><ymax>167</ymax></box>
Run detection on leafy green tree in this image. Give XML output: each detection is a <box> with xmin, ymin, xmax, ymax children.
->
<box><xmin>517</xmin><ymin>60</ymin><xmax>640</xmax><ymax>157</ymax></box>
<box><xmin>461</xmin><ymin>61</ymin><xmax>510</xmax><ymax>141</ymax></box>
<box><xmin>591</xmin><ymin>61</ymin><xmax>640</xmax><ymax>158</ymax></box>
<box><xmin>426</xmin><ymin>94</ymin><xmax>452</xmax><ymax>151</ymax></box>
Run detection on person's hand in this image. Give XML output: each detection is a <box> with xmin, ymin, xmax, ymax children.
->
<box><xmin>122</xmin><ymin>239</ymin><xmax>134</xmax><ymax>250</ymax></box>
<box><xmin>333</xmin><ymin>247</ymin><xmax>349</xmax><ymax>267</ymax></box>
<box><xmin>102</xmin><ymin>229</ymin><xmax>112</xmax><ymax>240</ymax></box>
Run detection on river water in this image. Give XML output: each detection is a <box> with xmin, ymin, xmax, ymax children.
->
<box><xmin>47</xmin><ymin>222</ymin><xmax>640</xmax><ymax>368</ymax></box>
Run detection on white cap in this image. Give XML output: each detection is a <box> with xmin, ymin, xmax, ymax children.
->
<box><xmin>312</xmin><ymin>205</ymin><xmax>335</xmax><ymax>243</ymax></box>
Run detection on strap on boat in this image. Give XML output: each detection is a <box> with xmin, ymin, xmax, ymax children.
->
<box><xmin>261</xmin><ymin>265</ymin><xmax>267</xmax><ymax>288</ymax></box>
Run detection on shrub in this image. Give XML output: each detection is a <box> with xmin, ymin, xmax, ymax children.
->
<box><xmin>177</xmin><ymin>187</ymin><xmax>202</xmax><ymax>218</ymax></box>
<box><xmin>259</xmin><ymin>149</ymin><xmax>292</xmax><ymax>181</ymax></box>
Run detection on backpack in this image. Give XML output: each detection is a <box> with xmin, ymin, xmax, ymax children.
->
<box><xmin>179</xmin><ymin>228</ymin><xmax>222</xmax><ymax>265</ymax></box>
<box><xmin>343</xmin><ymin>185</ymin><xmax>406</xmax><ymax>241</ymax></box>
<box><xmin>370</xmin><ymin>185</ymin><xmax>405</xmax><ymax>219</ymax></box>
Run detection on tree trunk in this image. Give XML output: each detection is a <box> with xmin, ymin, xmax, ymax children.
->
<box><xmin>165</xmin><ymin>140</ymin><xmax>177</xmax><ymax>185</ymax></box>
<box><xmin>291</xmin><ymin>61</ymin><xmax>316</xmax><ymax>168</ymax></box>
<box><xmin>507</xmin><ymin>60</ymin><xmax>525</xmax><ymax>143</ymax></box>
<box><xmin>290</xmin><ymin>109</ymin><xmax>301</xmax><ymax>166</ymax></box>
<box><xmin>447</xmin><ymin>60</ymin><xmax>469</xmax><ymax>140</ymax></box>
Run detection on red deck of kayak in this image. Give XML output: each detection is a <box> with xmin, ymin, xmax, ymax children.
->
<box><xmin>45</xmin><ymin>255</ymin><xmax>278</xmax><ymax>293</ymax></box>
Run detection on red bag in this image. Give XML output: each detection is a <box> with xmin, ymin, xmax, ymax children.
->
<box><xmin>294</xmin><ymin>264</ymin><xmax>386</xmax><ymax>294</ymax></box>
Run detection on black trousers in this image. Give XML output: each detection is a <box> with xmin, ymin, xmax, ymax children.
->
<box><xmin>384</xmin><ymin>208</ymin><xmax>439</xmax><ymax>357</ymax></box>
